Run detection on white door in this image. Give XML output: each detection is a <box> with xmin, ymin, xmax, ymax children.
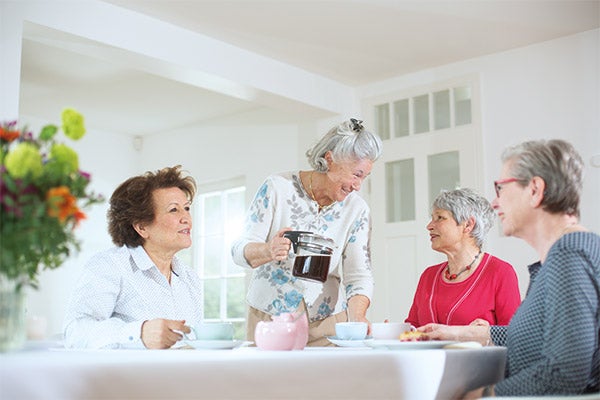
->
<box><xmin>362</xmin><ymin>78</ymin><xmax>483</xmax><ymax>323</ymax></box>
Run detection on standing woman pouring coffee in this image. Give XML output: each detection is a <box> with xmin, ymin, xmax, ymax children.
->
<box><xmin>231</xmin><ymin>119</ymin><xmax>382</xmax><ymax>346</ymax></box>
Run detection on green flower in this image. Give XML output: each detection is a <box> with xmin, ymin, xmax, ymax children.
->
<box><xmin>61</xmin><ymin>108</ymin><xmax>85</xmax><ymax>140</ymax></box>
<box><xmin>50</xmin><ymin>143</ymin><xmax>79</xmax><ymax>174</ymax></box>
<box><xmin>4</xmin><ymin>142</ymin><xmax>43</xmax><ymax>178</ymax></box>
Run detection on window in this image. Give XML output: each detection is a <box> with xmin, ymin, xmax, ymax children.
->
<box><xmin>428</xmin><ymin>151</ymin><xmax>460</xmax><ymax>200</ymax></box>
<box><xmin>179</xmin><ymin>179</ymin><xmax>247</xmax><ymax>339</ymax></box>
<box><xmin>385</xmin><ymin>159</ymin><xmax>415</xmax><ymax>222</ymax></box>
<box><xmin>393</xmin><ymin>99</ymin><xmax>409</xmax><ymax>138</ymax></box>
<box><xmin>375</xmin><ymin>103</ymin><xmax>391</xmax><ymax>140</ymax></box>
<box><xmin>433</xmin><ymin>90</ymin><xmax>451</xmax><ymax>130</ymax></box>
<box><xmin>374</xmin><ymin>85</ymin><xmax>472</xmax><ymax>139</ymax></box>
<box><xmin>413</xmin><ymin>94</ymin><xmax>430</xmax><ymax>134</ymax></box>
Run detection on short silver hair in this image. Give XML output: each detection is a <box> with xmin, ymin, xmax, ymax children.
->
<box><xmin>501</xmin><ymin>139</ymin><xmax>584</xmax><ymax>218</ymax></box>
<box><xmin>306</xmin><ymin>119</ymin><xmax>383</xmax><ymax>171</ymax></box>
<box><xmin>432</xmin><ymin>188</ymin><xmax>495</xmax><ymax>248</ymax></box>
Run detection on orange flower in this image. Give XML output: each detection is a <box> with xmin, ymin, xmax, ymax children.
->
<box><xmin>0</xmin><ymin>126</ymin><xmax>20</xmax><ymax>142</ymax></box>
<box><xmin>73</xmin><ymin>209</ymin><xmax>87</xmax><ymax>227</ymax></box>
<box><xmin>46</xmin><ymin>186</ymin><xmax>82</xmax><ymax>223</ymax></box>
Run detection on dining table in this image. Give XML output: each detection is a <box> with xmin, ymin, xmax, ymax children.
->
<box><xmin>0</xmin><ymin>340</ymin><xmax>507</xmax><ymax>400</ymax></box>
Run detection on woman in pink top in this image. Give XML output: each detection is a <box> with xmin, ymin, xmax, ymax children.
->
<box><xmin>405</xmin><ymin>188</ymin><xmax>521</xmax><ymax>327</ymax></box>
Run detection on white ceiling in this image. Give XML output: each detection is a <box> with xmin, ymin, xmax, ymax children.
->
<box><xmin>18</xmin><ymin>0</ymin><xmax>600</xmax><ymax>136</ymax></box>
<box><xmin>102</xmin><ymin>0</ymin><xmax>600</xmax><ymax>85</ymax></box>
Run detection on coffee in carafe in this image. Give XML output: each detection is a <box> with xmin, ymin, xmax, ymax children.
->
<box><xmin>292</xmin><ymin>254</ymin><xmax>330</xmax><ymax>282</ymax></box>
<box><xmin>285</xmin><ymin>232</ymin><xmax>334</xmax><ymax>283</ymax></box>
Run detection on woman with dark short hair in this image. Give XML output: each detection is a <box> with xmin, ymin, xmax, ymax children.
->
<box><xmin>64</xmin><ymin>165</ymin><xmax>202</xmax><ymax>349</ymax></box>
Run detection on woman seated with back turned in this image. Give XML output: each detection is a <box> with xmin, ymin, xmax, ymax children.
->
<box><xmin>420</xmin><ymin>139</ymin><xmax>599</xmax><ymax>396</ymax></box>
<box><xmin>405</xmin><ymin>188</ymin><xmax>521</xmax><ymax>328</ymax></box>
<box><xmin>63</xmin><ymin>165</ymin><xmax>202</xmax><ymax>349</ymax></box>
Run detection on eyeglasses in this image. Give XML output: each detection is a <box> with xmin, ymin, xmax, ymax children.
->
<box><xmin>494</xmin><ymin>177</ymin><xmax>520</xmax><ymax>197</ymax></box>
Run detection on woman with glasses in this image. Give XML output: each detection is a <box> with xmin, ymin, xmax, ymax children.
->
<box><xmin>420</xmin><ymin>139</ymin><xmax>599</xmax><ymax>396</ymax></box>
<box><xmin>405</xmin><ymin>188</ymin><xmax>521</xmax><ymax>328</ymax></box>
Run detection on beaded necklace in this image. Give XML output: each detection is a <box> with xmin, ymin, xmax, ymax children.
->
<box><xmin>445</xmin><ymin>249</ymin><xmax>482</xmax><ymax>280</ymax></box>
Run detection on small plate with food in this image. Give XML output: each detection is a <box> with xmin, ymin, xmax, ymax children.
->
<box><xmin>367</xmin><ymin>331</ymin><xmax>456</xmax><ymax>350</ymax></box>
<box><xmin>367</xmin><ymin>340</ymin><xmax>458</xmax><ymax>350</ymax></box>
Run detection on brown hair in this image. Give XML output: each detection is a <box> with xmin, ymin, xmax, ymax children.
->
<box><xmin>107</xmin><ymin>165</ymin><xmax>196</xmax><ymax>247</ymax></box>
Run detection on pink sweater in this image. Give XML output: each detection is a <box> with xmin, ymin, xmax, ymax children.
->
<box><xmin>405</xmin><ymin>253</ymin><xmax>521</xmax><ymax>327</ymax></box>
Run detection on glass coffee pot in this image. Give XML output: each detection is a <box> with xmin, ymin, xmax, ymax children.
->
<box><xmin>284</xmin><ymin>231</ymin><xmax>335</xmax><ymax>282</ymax></box>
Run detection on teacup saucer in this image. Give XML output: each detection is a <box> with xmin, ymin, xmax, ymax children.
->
<box><xmin>326</xmin><ymin>336</ymin><xmax>373</xmax><ymax>348</ymax></box>
<box><xmin>184</xmin><ymin>340</ymin><xmax>252</xmax><ymax>350</ymax></box>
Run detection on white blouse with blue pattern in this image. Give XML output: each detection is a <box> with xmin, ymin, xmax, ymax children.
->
<box><xmin>231</xmin><ymin>171</ymin><xmax>374</xmax><ymax>322</ymax></box>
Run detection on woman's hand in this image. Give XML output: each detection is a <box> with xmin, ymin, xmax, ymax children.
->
<box><xmin>418</xmin><ymin>322</ymin><xmax>491</xmax><ymax>346</ymax></box>
<box><xmin>141</xmin><ymin>318</ymin><xmax>190</xmax><ymax>349</ymax></box>
<box><xmin>418</xmin><ymin>323</ymin><xmax>463</xmax><ymax>341</ymax></box>
<box><xmin>470</xmin><ymin>318</ymin><xmax>490</xmax><ymax>327</ymax></box>
<box><xmin>347</xmin><ymin>295</ymin><xmax>371</xmax><ymax>332</ymax></box>
<box><xmin>268</xmin><ymin>227</ymin><xmax>293</xmax><ymax>262</ymax></box>
<box><xmin>243</xmin><ymin>227</ymin><xmax>293</xmax><ymax>267</ymax></box>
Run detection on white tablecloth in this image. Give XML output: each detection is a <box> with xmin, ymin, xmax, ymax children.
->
<box><xmin>0</xmin><ymin>342</ymin><xmax>506</xmax><ymax>400</ymax></box>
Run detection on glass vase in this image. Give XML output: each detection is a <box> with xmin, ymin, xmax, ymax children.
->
<box><xmin>0</xmin><ymin>275</ymin><xmax>27</xmax><ymax>352</ymax></box>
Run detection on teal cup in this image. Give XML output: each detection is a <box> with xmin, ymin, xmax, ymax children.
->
<box><xmin>335</xmin><ymin>322</ymin><xmax>368</xmax><ymax>340</ymax></box>
<box><xmin>192</xmin><ymin>322</ymin><xmax>234</xmax><ymax>341</ymax></box>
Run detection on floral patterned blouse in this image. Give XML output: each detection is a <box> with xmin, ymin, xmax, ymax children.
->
<box><xmin>231</xmin><ymin>171</ymin><xmax>374</xmax><ymax>322</ymax></box>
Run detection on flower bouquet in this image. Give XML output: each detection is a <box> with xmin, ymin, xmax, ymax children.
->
<box><xmin>0</xmin><ymin>108</ymin><xmax>103</xmax><ymax>350</ymax></box>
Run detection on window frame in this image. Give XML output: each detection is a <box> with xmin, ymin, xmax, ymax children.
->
<box><xmin>192</xmin><ymin>177</ymin><xmax>247</xmax><ymax>327</ymax></box>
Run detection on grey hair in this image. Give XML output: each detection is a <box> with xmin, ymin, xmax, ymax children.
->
<box><xmin>432</xmin><ymin>188</ymin><xmax>495</xmax><ymax>248</ymax></box>
<box><xmin>306</xmin><ymin>119</ymin><xmax>383</xmax><ymax>171</ymax></box>
<box><xmin>501</xmin><ymin>139</ymin><xmax>584</xmax><ymax>218</ymax></box>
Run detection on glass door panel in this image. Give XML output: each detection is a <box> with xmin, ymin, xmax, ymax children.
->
<box><xmin>433</xmin><ymin>90</ymin><xmax>450</xmax><ymax>130</ymax></box>
<box><xmin>413</xmin><ymin>94</ymin><xmax>429</xmax><ymax>134</ymax></box>
<box><xmin>375</xmin><ymin>103</ymin><xmax>390</xmax><ymax>140</ymax></box>
<box><xmin>393</xmin><ymin>99</ymin><xmax>409</xmax><ymax>138</ymax></box>
<box><xmin>385</xmin><ymin>159</ymin><xmax>415</xmax><ymax>222</ymax></box>
<box><xmin>427</xmin><ymin>151</ymin><xmax>460</xmax><ymax>202</ymax></box>
<box><xmin>454</xmin><ymin>86</ymin><xmax>472</xmax><ymax>126</ymax></box>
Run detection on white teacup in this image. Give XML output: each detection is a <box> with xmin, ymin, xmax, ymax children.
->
<box><xmin>192</xmin><ymin>322</ymin><xmax>234</xmax><ymax>341</ymax></box>
<box><xmin>371</xmin><ymin>322</ymin><xmax>416</xmax><ymax>340</ymax></box>
<box><xmin>335</xmin><ymin>322</ymin><xmax>368</xmax><ymax>340</ymax></box>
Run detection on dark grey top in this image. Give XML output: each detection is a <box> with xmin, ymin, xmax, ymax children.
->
<box><xmin>493</xmin><ymin>231</ymin><xmax>599</xmax><ymax>396</ymax></box>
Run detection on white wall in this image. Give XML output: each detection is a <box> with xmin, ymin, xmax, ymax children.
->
<box><xmin>360</xmin><ymin>29</ymin><xmax>600</xmax><ymax>298</ymax></box>
<box><xmin>139</xmin><ymin>110</ymin><xmax>302</xmax><ymax>203</ymax></box>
